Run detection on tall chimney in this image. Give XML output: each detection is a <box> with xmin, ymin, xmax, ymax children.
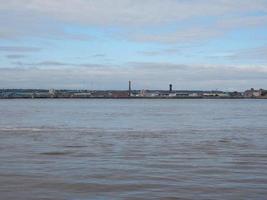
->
<box><xmin>128</xmin><ymin>81</ymin><xmax>132</xmax><ymax>96</ymax></box>
<box><xmin>169</xmin><ymin>84</ymin><xmax>172</xmax><ymax>92</ymax></box>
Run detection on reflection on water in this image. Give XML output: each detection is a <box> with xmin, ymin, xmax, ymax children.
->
<box><xmin>0</xmin><ymin>99</ymin><xmax>267</xmax><ymax>199</ymax></box>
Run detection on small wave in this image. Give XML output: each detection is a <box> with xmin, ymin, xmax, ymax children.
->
<box><xmin>63</xmin><ymin>145</ymin><xmax>88</xmax><ymax>148</ymax></box>
<box><xmin>0</xmin><ymin>127</ymin><xmax>97</xmax><ymax>133</ymax></box>
<box><xmin>0</xmin><ymin>127</ymin><xmax>44</xmax><ymax>132</ymax></box>
<box><xmin>39</xmin><ymin>151</ymin><xmax>74</xmax><ymax>156</ymax></box>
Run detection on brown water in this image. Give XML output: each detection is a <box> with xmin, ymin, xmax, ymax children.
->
<box><xmin>0</xmin><ymin>99</ymin><xmax>267</xmax><ymax>199</ymax></box>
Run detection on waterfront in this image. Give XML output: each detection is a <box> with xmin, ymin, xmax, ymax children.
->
<box><xmin>1</xmin><ymin>87</ymin><xmax>267</xmax><ymax>99</ymax></box>
<box><xmin>0</xmin><ymin>99</ymin><xmax>267</xmax><ymax>199</ymax></box>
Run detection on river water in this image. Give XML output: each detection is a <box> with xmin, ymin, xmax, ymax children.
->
<box><xmin>0</xmin><ymin>99</ymin><xmax>267</xmax><ymax>199</ymax></box>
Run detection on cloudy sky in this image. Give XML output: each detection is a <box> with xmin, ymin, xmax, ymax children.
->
<box><xmin>1</xmin><ymin>0</ymin><xmax>267</xmax><ymax>90</ymax></box>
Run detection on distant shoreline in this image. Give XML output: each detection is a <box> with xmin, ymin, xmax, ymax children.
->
<box><xmin>1</xmin><ymin>96</ymin><xmax>267</xmax><ymax>99</ymax></box>
<box><xmin>1</xmin><ymin>88</ymin><xmax>266</xmax><ymax>99</ymax></box>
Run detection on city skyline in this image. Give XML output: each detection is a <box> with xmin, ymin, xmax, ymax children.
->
<box><xmin>1</xmin><ymin>0</ymin><xmax>267</xmax><ymax>90</ymax></box>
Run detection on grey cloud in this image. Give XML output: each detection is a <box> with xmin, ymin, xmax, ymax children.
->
<box><xmin>92</xmin><ymin>54</ymin><xmax>106</xmax><ymax>57</ymax></box>
<box><xmin>0</xmin><ymin>10</ymin><xmax>91</xmax><ymax>40</ymax></box>
<box><xmin>129</xmin><ymin>14</ymin><xmax>267</xmax><ymax>44</ymax></box>
<box><xmin>6</xmin><ymin>54</ymin><xmax>27</xmax><ymax>59</ymax></box>
<box><xmin>1</xmin><ymin>62</ymin><xmax>267</xmax><ymax>90</ymax></box>
<box><xmin>29</xmin><ymin>61</ymin><xmax>69</xmax><ymax>66</ymax></box>
<box><xmin>1</xmin><ymin>0</ymin><xmax>267</xmax><ymax>43</ymax></box>
<box><xmin>0</xmin><ymin>46</ymin><xmax>41</xmax><ymax>52</ymax></box>
<box><xmin>208</xmin><ymin>45</ymin><xmax>267</xmax><ymax>62</ymax></box>
<box><xmin>138</xmin><ymin>51</ymin><xmax>165</xmax><ymax>56</ymax></box>
<box><xmin>12</xmin><ymin>61</ymin><xmax>110</xmax><ymax>69</ymax></box>
<box><xmin>228</xmin><ymin>46</ymin><xmax>267</xmax><ymax>62</ymax></box>
<box><xmin>130</xmin><ymin>26</ymin><xmax>222</xmax><ymax>43</ymax></box>
<box><xmin>66</xmin><ymin>34</ymin><xmax>92</xmax><ymax>41</ymax></box>
<box><xmin>127</xmin><ymin>62</ymin><xmax>188</xmax><ymax>71</ymax></box>
<box><xmin>217</xmin><ymin>15</ymin><xmax>267</xmax><ymax>29</ymax></box>
<box><xmin>0</xmin><ymin>30</ymin><xmax>19</xmax><ymax>39</ymax></box>
<box><xmin>2</xmin><ymin>0</ymin><xmax>267</xmax><ymax>26</ymax></box>
<box><xmin>138</xmin><ymin>48</ymin><xmax>180</xmax><ymax>56</ymax></box>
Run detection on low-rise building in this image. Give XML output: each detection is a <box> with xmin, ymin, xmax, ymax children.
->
<box><xmin>244</xmin><ymin>88</ymin><xmax>264</xmax><ymax>98</ymax></box>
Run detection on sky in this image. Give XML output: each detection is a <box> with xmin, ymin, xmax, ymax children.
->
<box><xmin>0</xmin><ymin>0</ymin><xmax>267</xmax><ymax>91</ymax></box>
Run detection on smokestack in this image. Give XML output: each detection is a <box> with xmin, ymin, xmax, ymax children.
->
<box><xmin>169</xmin><ymin>84</ymin><xmax>172</xmax><ymax>92</ymax></box>
<box><xmin>128</xmin><ymin>81</ymin><xmax>132</xmax><ymax>96</ymax></box>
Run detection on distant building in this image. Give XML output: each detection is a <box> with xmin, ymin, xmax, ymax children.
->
<box><xmin>49</xmin><ymin>89</ymin><xmax>56</xmax><ymax>97</ymax></box>
<box><xmin>169</xmin><ymin>84</ymin><xmax>172</xmax><ymax>93</ymax></box>
<box><xmin>202</xmin><ymin>91</ymin><xmax>229</xmax><ymax>97</ymax></box>
<box><xmin>111</xmin><ymin>91</ymin><xmax>129</xmax><ymax>98</ymax></box>
<box><xmin>244</xmin><ymin>88</ymin><xmax>264</xmax><ymax>98</ymax></box>
<box><xmin>173</xmin><ymin>92</ymin><xmax>190</xmax><ymax>97</ymax></box>
<box><xmin>72</xmin><ymin>92</ymin><xmax>91</xmax><ymax>98</ymax></box>
<box><xmin>229</xmin><ymin>91</ymin><xmax>243</xmax><ymax>98</ymax></box>
<box><xmin>128</xmin><ymin>81</ymin><xmax>132</xmax><ymax>97</ymax></box>
<box><xmin>139</xmin><ymin>89</ymin><xmax>146</xmax><ymax>97</ymax></box>
<box><xmin>168</xmin><ymin>93</ymin><xmax>176</xmax><ymax>97</ymax></box>
<box><xmin>189</xmin><ymin>93</ymin><xmax>200</xmax><ymax>97</ymax></box>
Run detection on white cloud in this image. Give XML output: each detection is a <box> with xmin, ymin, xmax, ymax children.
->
<box><xmin>6</xmin><ymin>54</ymin><xmax>27</xmax><ymax>59</ymax></box>
<box><xmin>0</xmin><ymin>46</ymin><xmax>41</xmax><ymax>52</ymax></box>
